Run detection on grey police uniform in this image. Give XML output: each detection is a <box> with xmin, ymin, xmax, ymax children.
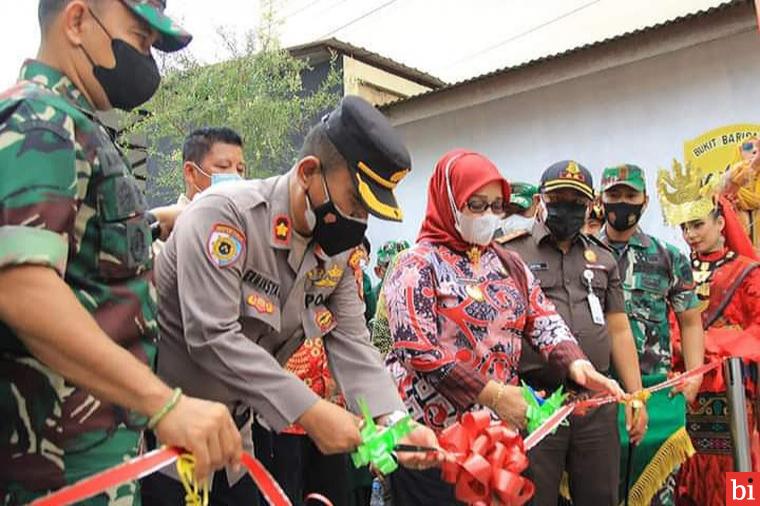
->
<box><xmin>154</xmin><ymin>95</ymin><xmax>413</xmax><ymax>488</ymax></box>
<box><xmin>155</xmin><ymin>174</ymin><xmax>404</xmax><ymax>482</ymax></box>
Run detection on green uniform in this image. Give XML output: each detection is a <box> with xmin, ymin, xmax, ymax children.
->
<box><xmin>0</xmin><ymin>61</ymin><xmax>157</xmax><ymax>506</ymax></box>
<box><xmin>598</xmin><ymin>164</ymin><xmax>702</xmax><ymax>506</ymax></box>
<box><xmin>600</xmin><ymin>229</ymin><xmax>699</xmax><ymax>375</ymax></box>
<box><xmin>362</xmin><ymin>272</ymin><xmax>377</xmax><ymax>324</ymax></box>
<box><xmin>601</xmin><ymin>229</ymin><xmax>700</xmax><ymax>506</ymax></box>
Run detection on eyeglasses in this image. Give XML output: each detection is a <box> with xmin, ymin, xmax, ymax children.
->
<box><xmin>464</xmin><ymin>197</ymin><xmax>507</xmax><ymax>214</ymax></box>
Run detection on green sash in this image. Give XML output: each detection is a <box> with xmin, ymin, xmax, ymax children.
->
<box><xmin>617</xmin><ymin>374</ymin><xmax>695</xmax><ymax>506</ymax></box>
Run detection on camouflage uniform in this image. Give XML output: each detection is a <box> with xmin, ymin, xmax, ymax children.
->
<box><xmin>0</xmin><ymin>61</ymin><xmax>157</xmax><ymax>506</ymax></box>
<box><xmin>599</xmin><ymin>165</ymin><xmax>700</xmax><ymax>506</ymax></box>
<box><xmin>600</xmin><ymin>229</ymin><xmax>698</xmax><ymax>374</ymax></box>
<box><xmin>598</xmin><ymin>165</ymin><xmax>699</xmax><ymax>375</ymax></box>
<box><xmin>0</xmin><ymin>2</ymin><xmax>191</xmax><ymax>503</ymax></box>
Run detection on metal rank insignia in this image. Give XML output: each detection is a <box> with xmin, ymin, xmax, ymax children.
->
<box><xmin>466</xmin><ymin>284</ymin><xmax>485</xmax><ymax>302</ymax></box>
<box><xmin>584</xmin><ymin>249</ymin><xmax>597</xmax><ymax>263</ymax></box>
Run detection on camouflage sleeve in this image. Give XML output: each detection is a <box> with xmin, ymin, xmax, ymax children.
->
<box><xmin>604</xmin><ymin>253</ymin><xmax>626</xmax><ymax>314</ymax></box>
<box><xmin>0</xmin><ymin>103</ymin><xmax>77</xmax><ymax>276</ymax></box>
<box><xmin>667</xmin><ymin>243</ymin><xmax>700</xmax><ymax>313</ymax></box>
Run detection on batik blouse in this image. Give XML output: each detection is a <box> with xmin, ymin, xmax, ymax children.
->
<box><xmin>384</xmin><ymin>241</ymin><xmax>585</xmax><ymax>431</ymax></box>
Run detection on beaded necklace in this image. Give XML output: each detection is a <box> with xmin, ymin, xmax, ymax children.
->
<box><xmin>691</xmin><ymin>248</ymin><xmax>736</xmax><ymax>304</ymax></box>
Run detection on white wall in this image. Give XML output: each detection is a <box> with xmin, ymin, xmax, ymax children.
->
<box><xmin>367</xmin><ymin>30</ymin><xmax>760</xmax><ymax>257</ymax></box>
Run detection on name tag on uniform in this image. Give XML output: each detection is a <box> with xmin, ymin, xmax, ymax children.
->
<box><xmin>587</xmin><ymin>293</ymin><xmax>605</xmax><ymax>325</ymax></box>
<box><xmin>583</xmin><ymin>269</ymin><xmax>605</xmax><ymax>325</ymax></box>
<box><xmin>528</xmin><ymin>262</ymin><xmax>548</xmax><ymax>272</ymax></box>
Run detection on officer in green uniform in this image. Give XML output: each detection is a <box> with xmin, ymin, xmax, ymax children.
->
<box><xmin>0</xmin><ymin>2</ymin><xmax>242</xmax><ymax>504</ymax></box>
<box><xmin>598</xmin><ymin>164</ymin><xmax>704</xmax><ymax>506</ymax></box>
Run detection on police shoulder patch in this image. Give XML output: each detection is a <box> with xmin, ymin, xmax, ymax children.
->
<box><xmin>206</xmin><ymin>223</ymin><xmax>245</xmax><ymax>268</ymax></box>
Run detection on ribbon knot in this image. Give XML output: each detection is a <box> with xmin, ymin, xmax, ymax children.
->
<box><xmin>176</xmin><ymin>454</ymin><xmax>209</xmax><ymax>506</ymax></box>
<box><xmin>439</xmin><ymin>411</ymin><xmax>534</xmax><ymax>506</ymax></box>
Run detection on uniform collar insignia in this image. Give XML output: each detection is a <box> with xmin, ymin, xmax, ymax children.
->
<box><xmin>268</xmin><ymin>175</ymin><xmax>294</xmax><ymax>249</ymax></box>
<box><xmin>273</xmin><ymin>215</ymin><xmax>291</xmax><ymax>245</ymax></box>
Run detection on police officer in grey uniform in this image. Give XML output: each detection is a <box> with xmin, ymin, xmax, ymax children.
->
<box><xmin>147</xmin><ymin>96</ymin><xmax>440</xmax><ymax>504</ymax></box>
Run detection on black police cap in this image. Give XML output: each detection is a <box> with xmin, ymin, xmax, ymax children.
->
<box><xmin>323</xmin><ymin>95</ymin><xmax>411</xmax><ymax>222</ymax></box>
<box><xmin>540</xmin><ymin>160</ymin><xmax>595</xmax><ymax>201</ymax></box>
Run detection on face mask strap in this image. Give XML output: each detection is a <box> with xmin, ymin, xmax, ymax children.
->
<box><xmin>190</xmin><ymin>161</ymin><xmax>213</xmax><ymax>180</ymax></box>
<box><xmin>79</xmin><ymin>8</ymin><xmax>114</xmax><ymax>66</ymax></box>
<box><xmin>89</xmin><ymin>8</ymin><xmax>114</xmax><ymax>40</ymax></box>
<box><xmin>188</xmin><ymin>161</ymin><xmax>211</xmax><ymax>194</ymax></box>
<box><xmin>317</xmin><ymin>170</ymin><xmax>368</xmax><ymax>225</ymax></box>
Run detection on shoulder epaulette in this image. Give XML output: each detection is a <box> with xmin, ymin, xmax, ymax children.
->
<box><xmin>582</xmin><ymin>233</ymin><xmax>614</xmax><ymax>253</ymax></box>
<box><xmin>495</xmin><ymin>229</ymin><xmax>530</xmax><ymax>244</ymax></box>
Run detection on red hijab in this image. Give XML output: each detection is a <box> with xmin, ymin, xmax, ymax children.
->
<box><xmin>417</xmin><ymin>149</ymin><xmax>511</xmax><ymax>252</ymax></box>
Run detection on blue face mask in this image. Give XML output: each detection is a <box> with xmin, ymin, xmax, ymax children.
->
<box><xmin>191</xmin><ymin>160</ymin><xmax>243</xmax><ymax>192</ymax></box>
<box><xmin>211</xmin><ymin>173</ymin><xmax>243</xmax><ymax>185</ymax></box>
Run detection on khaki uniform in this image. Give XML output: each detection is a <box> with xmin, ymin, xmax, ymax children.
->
<box><xmin>501</xmin><ymin>221</ymin><xmax>626</xmax><ymax>506</ymax></box>
<box><xmin>155</xmin><ymin>174</ymin><xmax>404</xmax><ymax>483</ymax></box>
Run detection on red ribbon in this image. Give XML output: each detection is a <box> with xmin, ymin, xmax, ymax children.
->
<box><xmin>31</xmin><ymin>447</ymin><xmax>182</xmax><ymax>506</ymax></box>
<box><xmin>31</xmin><ymin>448</ymin><xmax>296</xmax><ymax>506</ymax></box>
<box><xmin>439</xmin><ymin>411</ymin><xmax>534</xmax><ymax>506</ymax></box>
<box><xmin>573</xmin><ymin>361</ymin><xmax>722</xmax><ymax>414</ymax></box>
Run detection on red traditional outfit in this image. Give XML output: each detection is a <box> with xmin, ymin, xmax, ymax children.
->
<box><xmin>671</xmin><ymin>198</ymin><xmax>760</xmax><ymax>506</ymax></box>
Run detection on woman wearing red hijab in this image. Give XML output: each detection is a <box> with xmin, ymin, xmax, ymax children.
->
<box><xmin>383</xmin><ymin>150</ymin><xmax>624</xmax><ymax>504</ymax></box>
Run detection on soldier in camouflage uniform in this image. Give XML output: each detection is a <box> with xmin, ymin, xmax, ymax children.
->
<box><xmin>0</xmin><ymin>2</ymin><xmax>242</xmax><ymax>504</ymax></box>
<box><xmin>598</xmin><ymin>164</ymin><xmax>704</xmax><ymax>506</ymax></box>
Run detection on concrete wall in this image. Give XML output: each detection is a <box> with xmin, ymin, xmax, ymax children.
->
<box><xmin>367</xmin><ymin>28</ymin><xmax>760</xmax><ymax>255</ymax></box>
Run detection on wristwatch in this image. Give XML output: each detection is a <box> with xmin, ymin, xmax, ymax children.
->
<box><xmin>146</xmin><ymin>212</ymin><xmax>161</xmax><ymax>241</ymax></box>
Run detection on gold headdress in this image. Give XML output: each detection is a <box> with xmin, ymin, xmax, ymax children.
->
<box><xmin>657</xmin><ymin>159</ymin><xmax>721</xmax><ymax>226</ymax></box>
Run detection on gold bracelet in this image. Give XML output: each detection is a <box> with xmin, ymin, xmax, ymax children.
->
<box><xmin>147</xmin><ymin>388</ymin><xmax>182</xmax><ymax>430</ymax></box>
<box><xmin>492</xmin><ymin>383</ymin><xmax>505</xmax><ymax>411</ymax></box>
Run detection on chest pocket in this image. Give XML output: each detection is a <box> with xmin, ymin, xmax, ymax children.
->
<box><xmin>529</xmin><ymin>265</ymin><xmax>560</xmax><ymax>292</ymax></box>
<box><xmin>241</xmin><ymin>284</ymin><xmax>282</xmax><ymax>333</ymax></box>
<box><xmin>93</xmin><ymin>140</ymin><xmax>151</xmax><ymax>278</ymax></box>
<box><xmin>627</xmin><ymin>268</ymin><xmax>669</xmax><ymax>323</ymax></box>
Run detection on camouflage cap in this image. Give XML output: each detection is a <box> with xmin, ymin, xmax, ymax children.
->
<box><xmin>601</xmin><ymin>164</ymin><xmax>646</xmax><ymax>193</ymax></box>
<box><xmin>509</xmin><ymin>182</ymin><xmax>539</xmax><ymax>209</ymax></box>
<box><xmin>121</xmin><ymin>0</ymin><xmax>192</xmax><ymax>53</ymax></box>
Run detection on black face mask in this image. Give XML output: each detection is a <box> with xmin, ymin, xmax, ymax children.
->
<box><xmin>306</xmin><ymin>176</ymin><xmax>368</xmax><ymax>257</ymax></box>
<box><xmin>82</xmin><ymin>12</ymin><xmax>161</xmax><ymax>111</ymax></box>
<box><xmin>544</xmin><ymin>201</ymin><xmax>587</xmax><ymax>240</ymax></box>
<box><xmin>604</xmin><ymin>202</ymin><xmax>645</xmax><ymax>232</ymax></box>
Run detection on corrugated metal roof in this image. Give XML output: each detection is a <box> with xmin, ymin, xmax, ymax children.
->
<box><xmin>287</xmin><ymin>37</ymin><xmax>446</xmax><ymax>89</ymax></box>
<box><xmin>380</xmin><ymin>0</ymin><xmax>751</xmax><ymax>110</ymax></box>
